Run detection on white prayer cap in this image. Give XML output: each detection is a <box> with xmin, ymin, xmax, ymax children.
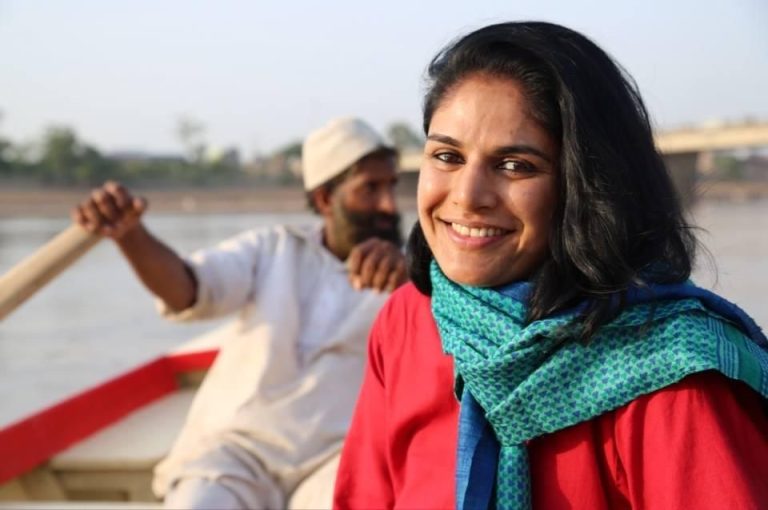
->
<box><xmin>302</xmin><ymin>117</ymin><xmax>393</xmax><ymax>191</ymax></box>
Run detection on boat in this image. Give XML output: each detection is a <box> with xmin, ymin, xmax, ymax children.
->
<box><xmin>0</xmin><ymin>328</ymin><xmax>220</xmax><ymax>507</ymax></box>
<box><xmin>0</xmin><ymin>225</ymin><xmax>217</xmax><ymax>507</ymax></box>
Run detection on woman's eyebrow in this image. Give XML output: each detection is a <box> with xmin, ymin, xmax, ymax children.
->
<box><xmin>426</xmin><ymin>133</ymin><xmax>462</xmax><ymax>147</ymax></box>
<box><xmin>493</xmin><ymin>145</ymin><xmax>553</xmax><ymax>163</ymax></box>
<box><xmin>428</xmin><ymin>133</ymin><xmax>553</xmax><ymax>164</ymax></box>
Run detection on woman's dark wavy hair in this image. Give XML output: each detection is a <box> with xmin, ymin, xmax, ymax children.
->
<box><xmin>408</xmin><ymin>21</ymin><xmax>697</xmax><ymax>340</ymax></box>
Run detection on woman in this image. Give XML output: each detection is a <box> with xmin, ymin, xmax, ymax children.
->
<box><xmin>334</xmin><ymin>21</ymin><xmax>768</xmax><ymax>510</ymax></box>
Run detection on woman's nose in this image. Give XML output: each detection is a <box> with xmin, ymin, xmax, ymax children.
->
<box><xmin>450</xmin><ymin>162</ymin><xmax>496</xmax><ymax>211</ymax></box>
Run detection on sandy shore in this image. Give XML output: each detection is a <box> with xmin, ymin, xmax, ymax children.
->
<box><xmin>0</xmin><ymin>186</ymin><xmax>419</xmax><ymax>217</ymax></box>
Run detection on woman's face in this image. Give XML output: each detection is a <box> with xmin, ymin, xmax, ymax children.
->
<box><xmin>418</xmin><ymin>74</ymin><xmax>559</xmax><ymax>287</ymax></box>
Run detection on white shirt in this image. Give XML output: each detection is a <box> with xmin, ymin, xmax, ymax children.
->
<box><xmin>153</xmin><ymin>224</ymin><xmax>389</xmax><ymax>495</ymax></box>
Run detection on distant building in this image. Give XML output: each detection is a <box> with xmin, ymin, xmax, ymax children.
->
<box><xmin>243</xmin><ymin>153</ymin><xmax>300</xmax><ymax>184</ymax></box>
<box><xmin>744</xmin><ymin>155</ymin><xmax>768</xmax><ymax>181</ymax></box>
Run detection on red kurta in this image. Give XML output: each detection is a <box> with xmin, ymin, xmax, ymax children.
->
<box><xmin>334</xmin><ymin>283</ymin><xmax>768</xmax><ymax>510</ymax></box>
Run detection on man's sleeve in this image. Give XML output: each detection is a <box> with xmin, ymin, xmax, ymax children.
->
<box><xmin>157</xmin><ymin>229</ymin><xmax>268</xmax><ymax>322</ymax></box>
<box><xmin>615</xmin><ymin>371</ymin><xmax>768</xmax><ymax>509</ymax></box>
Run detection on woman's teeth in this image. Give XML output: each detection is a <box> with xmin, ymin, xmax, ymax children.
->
<box><xmin>450</xmin><ymin>222</ymin><xmax>504</xmax><ymax>237</ymax></box>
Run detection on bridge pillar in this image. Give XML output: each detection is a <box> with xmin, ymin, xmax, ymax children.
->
<box><xmin>662</xmin><ymin>152</ymin><xmax>699</xmax><ymax>209</ymax></box>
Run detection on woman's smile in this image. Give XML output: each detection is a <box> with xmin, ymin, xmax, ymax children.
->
<box><xmin>441</xmin><ymin>219</ymin><xmax>511</xmax><ymax>248</ymax></box>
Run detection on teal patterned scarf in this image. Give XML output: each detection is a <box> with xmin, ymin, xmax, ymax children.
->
<box><xmin>430</xmin><ymin>262</ymin><xmax>768</xmax><ymax>510</ymax></box>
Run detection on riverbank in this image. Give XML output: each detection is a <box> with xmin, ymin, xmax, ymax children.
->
<box><xmin>0</xmin><ymin>181</ymin><xmax>763</xmax><ymax>217</ymax></box>
<box><xmin>0</xmin><ymin>186</ymin><xmax>419</xmax><ymax>217</ymax></box>
<box><xmin>696</xmin><ymin>181</ymin><xmax>768</xmax><ymax>202</ymax></box>
<box><xmin>0</xmin><ymin>187</ymin><xmax>305</xmax><ymax>217</ymax></box>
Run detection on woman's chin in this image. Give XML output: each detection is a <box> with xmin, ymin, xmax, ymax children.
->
<box><xmin>439</xmin><ymin>266</ymin><xmax>503</xmax><ymax>288</ymax></box>
<box><xmin>437</xmin><ymin>257</ymin><xmax>540</xmax><ymax>288</ymax></box>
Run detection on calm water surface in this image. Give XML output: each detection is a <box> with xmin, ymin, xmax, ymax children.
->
<box><xmin>0</xmin><ymin>202</ymin><xmax>766</xmax><ymax>426</ymax></box>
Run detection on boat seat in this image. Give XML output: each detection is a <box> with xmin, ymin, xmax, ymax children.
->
<box><xmin>47</xmin><ymin>389</ymin><xmax>195</xmax><ymax>502</ymax></box>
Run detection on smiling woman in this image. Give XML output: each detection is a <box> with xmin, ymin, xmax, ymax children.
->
<box><xmin>418</xmin><ymin>75</ymin><xmax>558</xmax><ymax>288</ymax></box>
<box><xmin>334</xmin><ymin>21</ymin><xmax>768</xmax><ymax>510</ymax></box>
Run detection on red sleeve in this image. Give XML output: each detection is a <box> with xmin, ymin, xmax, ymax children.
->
<box><xmin>334</xmin><ymin>304</ymin><xmax>394</xmax><ymax>510</ymax></box>
<box><xmin>615</xmin><ymin>371</ymin><xmax>768</xmax><ymax>509</ymax></box>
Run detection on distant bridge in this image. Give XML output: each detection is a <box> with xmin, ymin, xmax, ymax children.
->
<box><xmin>656</xmin><ymin>121</ymin><xmax>768</xmax><ymax>205</ymax></box>
<box><xmin>397</xmin><ymin>121</ymin><xmax>768</xmax><ymax>205</ymax></box>
<box><xmin>656</xmin><ymin>121</ymin><xmax>768</xmax><ymax>153</ymax></box>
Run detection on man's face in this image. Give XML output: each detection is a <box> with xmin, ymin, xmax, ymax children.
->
<box><xmin>326</xmin><ymin>153</ymin><xmax>401</xmax><ymax>259</ymax></box>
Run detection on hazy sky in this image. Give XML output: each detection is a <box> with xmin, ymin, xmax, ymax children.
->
<box><xmin>1</xmin><ymin>0</ymin><xmax>766</xmax><ymax>158</ymax></box>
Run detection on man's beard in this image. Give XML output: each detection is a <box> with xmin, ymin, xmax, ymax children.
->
<box><xmin>331</xmin><ymin>200</ymin><xmax>403</xmax><ymax>258</ymax></box>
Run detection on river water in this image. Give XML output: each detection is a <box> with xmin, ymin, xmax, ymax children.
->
<box><xmin>0</xmin><ymin>202</ymin><xmax>766</xmax><ymax>427</ymax></box>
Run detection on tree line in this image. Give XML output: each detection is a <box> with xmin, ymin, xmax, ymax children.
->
<box><xmin>0</xmin><ymin>118</ymin><xmax>424</xmax><ymax>188</ymax></box>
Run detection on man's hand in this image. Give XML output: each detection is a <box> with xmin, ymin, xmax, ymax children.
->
<box><xmin>71</xmin><ymin>181</ymin><xmax>196</xmax><ymax>311</ymax></box>
<box><xmin>346</xmin><ymin>238</ymin><xmax>407</xmax><ymax>293</ymax></box>
<box><xmin>71</xmin><ymin>181</ymin><xmax>147</xmax><ymax>239</ymax></box>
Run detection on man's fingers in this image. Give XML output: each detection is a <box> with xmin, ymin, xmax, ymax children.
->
<box><xmin>82</xmin><ymin>199</ymin><xmax>108</xmax><ymax>234</ymax></box>
<box><xmin>105</xmin><ymin>181</ymin><xmax>132</xmax><ymax>209</ymax></box>
<box><xmin>346</xmin><ymin>238</ymin><xmax>376</xmax><ymax>275</ymax></box>
<box><xmin>370</xmin><ymin>252</ymin><xmax>397</xmax><ymax>291</ymax></box>
<box><xmin>93</xmin><ymin>188</ymin><xmax>120</xmax><ymax>225</ymax></box>
<box><xmin>347</xmin><ymin>241</ymin><xmax>381</xmax><ymax>290</ymax></box>
<box><xmin>347</xmin><ymin>239</ymin><xmax>406</xmax><ymax>293</ymax></box>
<box><xmin>385</xmin><ymin>263</ymin><xmax>407</xmax><ymax>292</ymax></box>
<box><xmin>346</xmin><ymin>247</ymin><xmax>362</xmax><ymax>276</ymax></box>
<box><xmin>131</xmin><ymin>196</ymin><xmax>148</xmax><ymax>215</ymax></box>
<box><xmin>372</xmin><ymin>251</ymin><xmax>408</xmax><ymax>292</ymax></box>
<box><xmin>72</xmin><ymin>205</ymin><xmax>96</xmax><ymax>232</ymax></box>
<box><xmin>382</xmin><ymin>257</ymin><xmax>407</xmax><ymax>292</ymax></box>
<box><xmin>356</xmin><ymin>246</ymin><xmax>386</xmax><ymax>289</ymax></box>
<box><xmin>72</xmin><ymin>182</ymin><xmax>145</xmax><ymax>239</ymax></box>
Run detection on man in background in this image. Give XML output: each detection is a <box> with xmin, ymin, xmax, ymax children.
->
<box><xmin>73</xmin><ymin>117</ymin><xmax>406</xmax><ymax>509</ymax></box>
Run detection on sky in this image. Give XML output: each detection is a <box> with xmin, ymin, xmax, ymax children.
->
<box><xmin>1</xmin><ymin>0</ymin><xmax>766</xmax><ymax>159</ymax></box>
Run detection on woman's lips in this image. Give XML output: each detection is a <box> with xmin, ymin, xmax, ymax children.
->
<box><xmin>441</xmin><ymin>219</ymin><xmax>510</xmax><ymax>248</ymax></box>
<box><xmin>448</xmin><ymin>221</ymin><xmax>506</xmax><ymax>238</ymax></box>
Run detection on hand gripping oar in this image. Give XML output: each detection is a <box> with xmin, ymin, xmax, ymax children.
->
<box><xmin>0</xmin><ymin>224</ymin><xmax>100</xmax><ymax>321</ymax></box>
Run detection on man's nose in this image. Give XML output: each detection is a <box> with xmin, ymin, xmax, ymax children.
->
<box><xmin>376</xmin><ymin>189</ymin><xmax>397</xmax><ymax>215</ymax></box>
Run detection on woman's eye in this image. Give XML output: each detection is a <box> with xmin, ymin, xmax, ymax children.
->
<box><xmin>434</xmin><ymin>152</ymin><xmax>462</xmax><ymax>164</ymax></box>
<box><xmin>500</xmin><ymin>159</ymin><xmax>534</xmax><ymax>173</ymax></box>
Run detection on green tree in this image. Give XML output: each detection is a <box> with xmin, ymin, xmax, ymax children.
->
<box><xmin>264</xmin><ymin>140</ymin><xmax>302</xmax><ymax>184</ymax></box>
<box><xmin>40</xmin><ymin>126</ymin><xmax>80</xmax><ymax>183</ymax></box>
<box><xmin>176</xmin><ymin>115</ymin><xmax>207</xmax><ymax>164</ymax></box>
<box><xmin>276</xmin><ymin>141</ymin><xmax>302</xmax><ymax>158</ymax></box>
<box><xmin>713</xmin><ymin>154</ymin><xmax>744</xmax><ymax>181</ymax></box>
<box><xmin>0</xmin><ymin>138</ymin><xmax>12</xmax><ymax>175</ymax></box>
<box><xmin>38</xmin><ymin>126</ymin><xmax>116</xmax><ymax>184</ymax></box>
<box><xmin>0</xmin><ymin>110</ymin><xmax>9</xmax><ymax>175</ymax></box>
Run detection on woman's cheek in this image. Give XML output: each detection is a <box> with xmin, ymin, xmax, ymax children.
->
<box><xmin>417</xmin><ymin>166</ymin><xmax>442</xmax><ymax>215</ymax></box>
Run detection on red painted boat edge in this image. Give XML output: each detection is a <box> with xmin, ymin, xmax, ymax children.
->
<box><xmin>0</xmin><ymin>348</ymin><xmax>219</xmax><ymax>485</ymax></box>
<box><xmin>165</xmin><ymin>349</ymin><xmax>219</xmax><ymax>373</ymax></box>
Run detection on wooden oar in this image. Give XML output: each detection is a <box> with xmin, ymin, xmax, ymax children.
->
<box><xmin>0</xmin><ymin>224</ymin><xmax>100</xmax><ymax>321</ymax></box>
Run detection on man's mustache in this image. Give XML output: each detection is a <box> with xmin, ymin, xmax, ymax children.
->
<box><xmin>343</xmin><ymin>209</ymin><xmax>403</xmax><ymax>247</ymax></box>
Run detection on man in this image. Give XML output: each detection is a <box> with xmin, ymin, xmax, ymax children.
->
<box><xmin>73</xmin><ymin>117</ymin><xmax>406</xmax><ymax>509</ymax></box>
